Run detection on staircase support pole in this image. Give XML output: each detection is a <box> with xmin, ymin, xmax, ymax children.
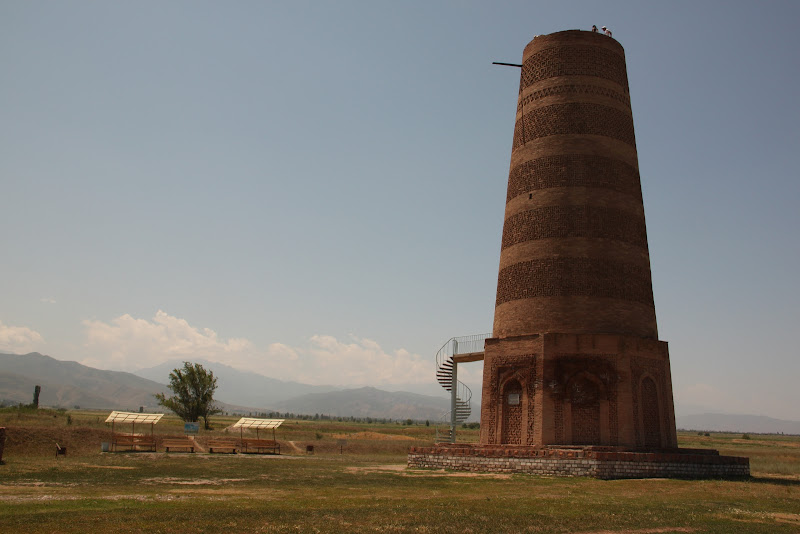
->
<box><xmin>450</xmin><ymin>360</ymin><xmax>457</xmax><ymax>444</ymax></box>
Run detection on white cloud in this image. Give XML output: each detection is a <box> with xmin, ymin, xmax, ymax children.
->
<box><xmin>82</xmin><ymin>310</ymin><xmax>255</xmax><ymax>371</ymax></box>
<box><xmin>40</xmin><ymin>297</ymin><xmax>56</xmax><ymax>304</ymax></box>
<box><xmin>282</xmin><ymin>334</ymin><xmax>430</xmax><ymax>386</ymax></box>
<box><xmin>0</xmin><ymin>320</ymin><xmax>46</xmax><ymax>354</ymax></box>
<box><xmin>81</xmin><ymin>311</ymin><xmax>434</xmax><ymax>387</ymax></box>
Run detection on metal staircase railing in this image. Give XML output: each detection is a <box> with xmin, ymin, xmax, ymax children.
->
<box><xmin>435</xmin><ymin>333</ymin><xmax>491</xmax><ymax>442</ymax></box>
<box><xmin>435</xmin><ymin>421</ymin><xmax>455</xmax><ymax>443</ymax></box>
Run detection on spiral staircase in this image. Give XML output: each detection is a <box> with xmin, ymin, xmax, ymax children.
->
<box><xmin>435</xmin><ymin>333</ymin><xmax>490</xmax><ymax>443</ymax></box>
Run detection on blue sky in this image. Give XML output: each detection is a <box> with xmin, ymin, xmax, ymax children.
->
<box><xmin>1</xmin><ymin>1</ymin><xmax>798</xmax><ymax>419</ymax></box>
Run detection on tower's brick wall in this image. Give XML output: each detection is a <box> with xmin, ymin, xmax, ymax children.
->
<box><xmin>479</xmin><ymin>333</ymin><xmax>677</xmax><ymax>449</ymax></box>
<box><xmin>513</xmin><ymin>102</ymin><xmax>637</xmax><ymax>149</ymax></box>
<box><xmin>500</xmin><ymin>206</ymin><xmax>648</xmax><ymax>250</ymax></box>
<box><xmin>505</xmin><ymin>154</ymin><xmax>641</xmax><ymax>202</ymax></box>
<box><xmin>493</xmin><ymin>30</ymin><xmax>657</xmax><ymax>340</ymax></box>
<box><xmin>495</xmin><ymin>258</ymin><xmax>654</xmax><ymax>305</ymax></box>
<box><xmin>520</xmin><ymin>37</ymin><xmax>630</xmax><ymax>90</ymax></box>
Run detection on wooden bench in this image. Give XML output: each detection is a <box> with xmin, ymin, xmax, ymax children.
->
<box><xmin>136</xmin><ymin>437</ymin><xmax>156</xmax><ymax>451</ymax></box>
<box><xmin>207</xmin><ymin>439</ymin><xmax>237</xmax><ymax>453</ymax></box>
<box><xmin>162</xmin><ymin>438</ymin><xmax>195</xmax><ymax>453</ymax></box>
<box><xmin>112</xmin><ymin>435</ymin><xmax>156</xmax><ymax>452</ymax></box>
<box><xmin>241</xmin><ymin>438</ymin><xmax>280</xmax><ymax>454</ymax></box>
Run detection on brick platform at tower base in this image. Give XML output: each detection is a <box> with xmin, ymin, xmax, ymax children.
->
<box><xmin>407</xmin><ymin>445</ymin><xmax>749</xmax><ymax>479</ymax></box>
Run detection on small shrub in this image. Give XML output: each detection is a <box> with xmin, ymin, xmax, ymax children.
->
<box><xmin>315</xmin><ymin>432</ymin><xmax>323</xmax><ymax>440</ymax></box>
<box><xmin>742</xmin><ymin>433</ymin><xmax>751</xmax><ymax>440</ymax></box>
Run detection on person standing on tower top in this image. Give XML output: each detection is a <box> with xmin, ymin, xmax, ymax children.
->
<box><xmin>602</xmin><ymin>26</ymin><xmax>612</xmax><ymax>37</ymax></box>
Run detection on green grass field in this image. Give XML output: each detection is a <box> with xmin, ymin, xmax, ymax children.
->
<box><xmin>1</xmin><ymin>409</ymin><xmax>799</xmax><ymax>533</ymax></box>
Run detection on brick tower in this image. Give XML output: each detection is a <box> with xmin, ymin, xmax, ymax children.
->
<box><xmin>479</xmin><ymin>29</ymin><xmax>677</xmax><ymax>449</ymax></box>
<box><xmin>409</xmin><ymin>30</ymin><xmax>748</xmax><ymax>478</ymax></box>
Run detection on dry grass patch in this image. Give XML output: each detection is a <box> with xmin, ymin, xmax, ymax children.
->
<box><xmin>577</xmin><ymin>529</ymin><xmax>696</xmax><ymax>534</ymax></box>
<box><xmin>346</xmin><ymin>464</ymin><xmax>513</xmax><ymax>479</ymax></box>
<box><xmin>332</xmin><ymin>431</ymin><xmax>416</xmax><ymax>440</ymax></box>
<box><xmin>2</xmin><ymin>414</ymin><xmax>799</xmax><ymax>533</ymax></box>
<box><xmin>140</xmin><ymin>477</ymin><xmax>250</xmax><ymax>485</ymax></box>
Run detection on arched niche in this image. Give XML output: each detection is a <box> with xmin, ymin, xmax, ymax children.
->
<box><xmin>639</xmin><ymin>374</ymin><xmax>664</xmax><ymax>449</ymax></box>
<box><xmin>563</xmin><ymin>372</ymin><xmax>610</xmax><ymax>446</ymax></box>
<box><xmin>499</xmin><ymin>376</ymin><xmax>524</xmax><ymax>445</ymax></box>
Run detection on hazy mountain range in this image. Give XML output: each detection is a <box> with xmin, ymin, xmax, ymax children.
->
<box><xmin>273</xmin><ymin>386</ymin><xmax>452</xmax><ymax>421</ymax></box>
<box><xmin>2</xmin><ymin>352</ymin><xmax>798</xmax><ymax>433</ymax></box>
<box><xmin>1</xmin><ymin>352</ymin><xmax>168</xmax><ymax>410</ymax></box>
<box><xmin>135</xmin><ymin>358</ymin><xmax>341</xmax><ymax>408</ymax></box>
<box><xmin>135</xmin><ymin>358</ymin><xmax>454</xmax><ymax>421</ymax></box>
<box><xmin>676</xmin><ymin>413</ymin><xmax>800</xmax><ymax>435</ymax></box>
<box><xmin>0</xmin><ymin>352</ymin><xmax>455</xmax><ymax>421</ymax></box>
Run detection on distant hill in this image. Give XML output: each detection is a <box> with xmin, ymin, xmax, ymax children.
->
<box><xmin>275</xmin><ymin>386</ymin><xmax>463</xmax><ymax>422</ymax></box>
<box><xmin>0</xmin><ymin>353</ymin><xmax>456</xmax><ymax>421</ymax></box>
<box><xmin>24</xmin><ymin>353</ymin><xmax>796</xmax><ymax>429</ymax></box>
<box><xmin>676</xmin><ymin>413</ymin><xmax>800</xmax><ymax>435</ymax></box>
<box><xmin>0</xmin><ymin>352</ymin><xmax>168</xmax><ymax>410</ymax></box>
<box><xmin>135</xmin><ymin>358</ymin><xmax>340</xmax><ymax>409</ymax></box>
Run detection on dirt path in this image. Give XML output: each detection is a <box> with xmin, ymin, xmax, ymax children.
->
<box><xmin>190</xmin><ymin>436</ymin><xmax>206</xmax><ymax>453</ymax></box>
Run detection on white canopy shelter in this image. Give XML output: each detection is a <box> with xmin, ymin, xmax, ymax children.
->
<box><xmin>232</xmin><ymin>417</ymin><xmax>284</xmax><ymax>440</ymax></box>
<box><xmin>105</xmin><ymin>411</ymin><xmax>163</xmax><ymax>450</ymax></box>
<box><xmin>105</xmin><ymin>411</ymin><xmax>164</xmax><ymax>425</ymax></box>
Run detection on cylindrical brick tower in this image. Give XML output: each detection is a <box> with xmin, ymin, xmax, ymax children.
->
<box><xmin>493</xmin><ymin>30</ymin><xmax>657</xmax><ymax>340</ymax></box>
<box><xmin>412</xmin><ymin>30</ymin><xmax>748</xmax><ymax>477</ymax></box>
<box><xmin>479</xmin><ymin>30</ymin><xmax>677</xmax><ymax>450</ymax></box>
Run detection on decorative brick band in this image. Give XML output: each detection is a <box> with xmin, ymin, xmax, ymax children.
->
<box><xmin>501</xmin><ymin>206</ymin><xmax>648</xmax><ymax>250</ymax></box>
<box><xmin>495</xmin><ymin>258</ymin><xmax>654</xmax><ymax>306</ymax></box>
<box><xmin>506</xmin><ymin>155</ymin><xmax>642</xmax><ymax>203</ymax></box>
<box><xmin>407</xmin><ymin>446</ymin><xmax>749</xmax><ymax>479</ymax></box>
<box><xmin>521</xmin><ymin>45</ymin><xmax>628</xmax><ymax>90</ymax></box>
<box><xmin>512</xmin><ymin>103</ymin><xmax>636</xmax><ymax>149</ymax></box>
<box><xmin>518</xmin><ymin>84</ymin><xmax>630</xmax><ymax>111</ymax></box>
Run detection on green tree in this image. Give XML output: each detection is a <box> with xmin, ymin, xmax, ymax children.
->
<box><xmin>154</xmin><ymin>362</ymin><xmax>221</xmax><ymax>430</ymax></box>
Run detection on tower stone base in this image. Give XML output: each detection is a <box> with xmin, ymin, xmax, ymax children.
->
<box><xmin>407</xmin><ymin>445</ymin><xmax>750</xmax><ymax>479</ymax></box>
<box><xmin>479</xmin><ymin>333</ymin><xmax>677</xmax><ymax>449</ymax></box>
<box><xmin>407</xmin><ymin>332</ymin><xmax>750</xmax><ymax>479</ymax></box>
